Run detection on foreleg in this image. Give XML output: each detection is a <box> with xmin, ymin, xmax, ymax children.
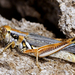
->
<box><xmin>0</xmin><ymin>41</ymin><xmax>15</xmax><ymax>54</ymax></box>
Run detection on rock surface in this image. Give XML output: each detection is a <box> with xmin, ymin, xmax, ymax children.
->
<box><xmin>58</xmin><ymin>0</ymin><xmax>75</xmax><ymax>38</ymax></box>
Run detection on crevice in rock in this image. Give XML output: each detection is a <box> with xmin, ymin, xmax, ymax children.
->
<box><xmin>0</xmin><ymin>0</ymin><xmax>66</xmax><ymax>38</ymax></box>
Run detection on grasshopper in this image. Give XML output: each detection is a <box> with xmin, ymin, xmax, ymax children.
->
<box><xmin>0</xmin><ymin>25</ymin><xmax>75</xmax><ymax>68</ymax></box>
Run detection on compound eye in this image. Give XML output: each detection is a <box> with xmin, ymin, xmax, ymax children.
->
<box><xmin>0</xmin><ymin>27</ymin><xmax>7</xmax><ymax>38</ymax></box>
<box><xmin>2</xmin><ymin>27</ymin><xmax>7</xmax><ymax>34</ymax></box>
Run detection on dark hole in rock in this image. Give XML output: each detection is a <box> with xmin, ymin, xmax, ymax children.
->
<box><xmin>0</xmin><ymin>0</ymin><xmax>66</xmax><ymax>38</ymax></box>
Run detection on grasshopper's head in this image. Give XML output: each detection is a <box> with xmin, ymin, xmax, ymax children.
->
<box><xmin>0</xmin><ymin>26</ymin><xmax>7</xmax><ymax>40</ymax></box>
<box><xmin>0</xmin><ymin>25</ymin><xmax>11</xmax><ymax>40</ymax></box>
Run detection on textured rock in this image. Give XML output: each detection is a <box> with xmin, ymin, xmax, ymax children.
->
<box><xmin>58</xmin><ymin>0</ymin><xmax>75</xmax><ymax>38</ymax></box>
<box><xmin>0</xmin><ymin>15</ymin><xmax>54</xmax><ymax>38</ymax></box>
